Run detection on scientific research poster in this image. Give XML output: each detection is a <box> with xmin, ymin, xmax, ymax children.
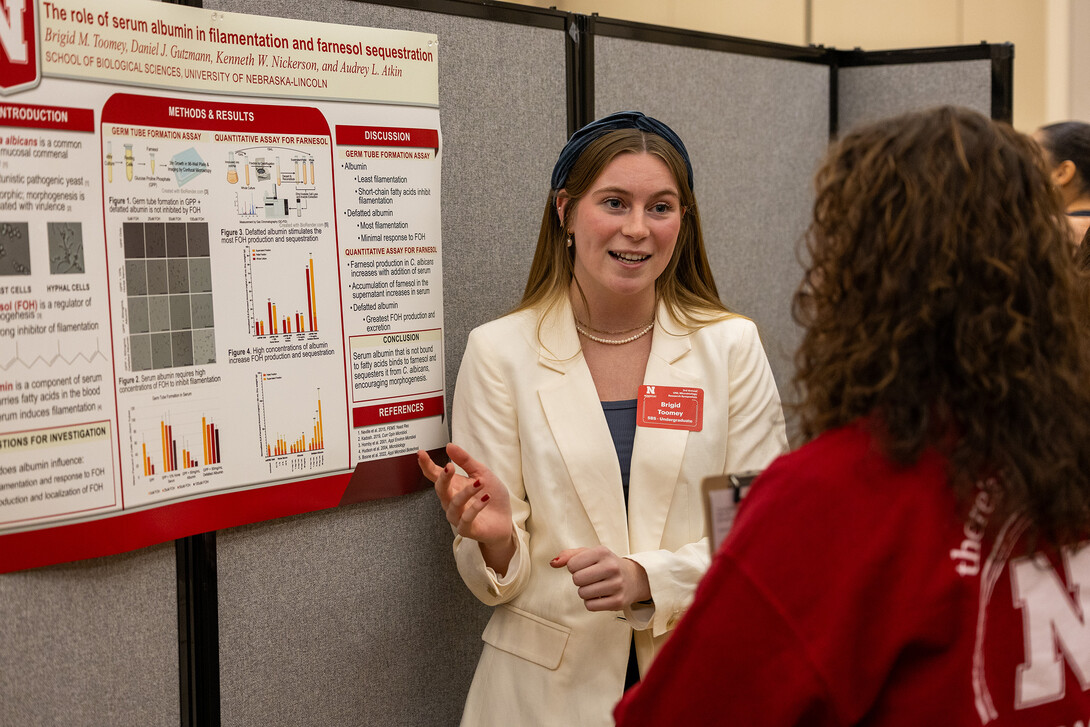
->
<box><xmin>0</xmin><ymin>0</ymin><xmax>446</xmax><ymax>572</ymax></box>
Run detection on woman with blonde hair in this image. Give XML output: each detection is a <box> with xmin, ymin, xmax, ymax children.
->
<box><xmin>418</xmin><ymin>111</ymin><xmax>786</xmax><ymax>726</ymax></box>
<box><xmin>616</xmin><ymin>106</ymin><xmax>1090</xmax><ymax>726</ymax></box>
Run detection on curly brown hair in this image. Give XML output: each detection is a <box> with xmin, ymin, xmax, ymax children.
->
<box><xmin>793</xmin><ymin>106</ymin><xmax>1090</xmax><ymax>544</ymax></box>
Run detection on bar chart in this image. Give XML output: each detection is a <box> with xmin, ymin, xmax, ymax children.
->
<box><xmin>129</xmin><ymin>404</ymin><xmax>224</xmax><ymax>479</ymax></box>
<box><xmin>255</xmin><ymin>372</ymin><xmax>325</xmax><ymax>470</ymax></box>
<box><xmin>244</xmin><ymin>247</ymin><xmax>319</xmax><ymax>337</ymax></box>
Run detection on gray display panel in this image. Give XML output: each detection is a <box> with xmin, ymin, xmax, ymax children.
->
<box><xmin>595</xmin><ymin>36</ymin><xmax>831</xmax><ymax>424</ymax></box>
<box><xmin>838</xmin><ymin>59</ymin><xmax>993</xmax><ymax>133</ymax></box>
<box><xmin>0</xmin><ymin>544</ymin><xmax>179</xmax><ymax>726</ymax></box>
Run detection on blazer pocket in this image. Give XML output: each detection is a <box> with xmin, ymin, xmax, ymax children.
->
<box><xmin>482</xmin><ymin>604</ymin><xmax>571</xmax><ymax>670</ymax></box>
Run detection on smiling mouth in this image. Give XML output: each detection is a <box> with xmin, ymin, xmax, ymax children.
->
<box><xmin>610</xmin><ymin>251</ymin><xmax>650</xmax><ymax>263</ymax></box>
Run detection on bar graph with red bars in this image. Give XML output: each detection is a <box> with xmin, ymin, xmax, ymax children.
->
<box><xmin>264</xmin><ymin>390</ymin><xmax>324</xmax><ymax>457</ymax></box>
<box><xmin>252</xmin><ymin>254</ymin><xmax>318</xmax><ymax>336</ymax></box>
<box><xmin>139</xmin><ymin>416</ymin><xmax>222</xmax><ymax>475</ymax></box>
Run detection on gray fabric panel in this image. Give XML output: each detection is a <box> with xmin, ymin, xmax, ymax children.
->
<box><xmin>838</xmin><ymin>60</ymin><xmax>993</xmax><ymax>133</ymax></box>
<box><xmin>203</xmin><ymin>3</ymin><xmax>566</xmax><ymax>726</ymax></box>
<box><xmin>0</xmin><ymin>544</ymin><xmax>179</xmax><ymax>726</ymax></box>
<box><xmin>595</xmin><ymin>36</ymin><xmax>831</xmax><ymax>423</ymax></box>
<box><xmin>217</xmin><ymin>492</ymin><xmax>489</xmax><ymax>727</ymax></box>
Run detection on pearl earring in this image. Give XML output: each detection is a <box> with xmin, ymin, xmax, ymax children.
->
<box><xmin>566</xmin><ymin>234</ymin><xmax>573</xmax><ymax>248</ymax></box>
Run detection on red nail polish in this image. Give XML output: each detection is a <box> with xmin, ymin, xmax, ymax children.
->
<box><xmin>481</xmin><ymin>494</ymin><xmax>490</xmax><ymax>502</ymax></box>
<box><xmin>473</xmin><ymin>480</ymin><xmax>482</xmax><ymax>488</ymax></box>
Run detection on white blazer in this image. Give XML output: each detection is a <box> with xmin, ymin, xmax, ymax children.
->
<box><xmin>450</xmin><ymin>298</ymin><xmax>787</xmax><ymax>727</ymax></box>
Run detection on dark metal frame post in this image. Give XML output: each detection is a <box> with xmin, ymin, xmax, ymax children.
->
<box><xmin>176</xmin><ymin>533</ymin><xmax>220</xmax><ymax>727</ymax></box>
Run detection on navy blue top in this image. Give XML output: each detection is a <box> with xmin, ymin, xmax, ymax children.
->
<box><xmin>602</xmin><ymin>399</ymin><xmax>638</xmax><ymax>505</ymax></box>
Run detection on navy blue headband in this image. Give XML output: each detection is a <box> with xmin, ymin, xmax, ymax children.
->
<box><xmin>550</xmin><ymin>111</ymin><xmax>694</xmax><ymax>192</ymax></box>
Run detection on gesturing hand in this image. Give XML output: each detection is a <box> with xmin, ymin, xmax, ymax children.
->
<box><xmin>418</xmin><ymin>444</ymin><xmax>516</xmax><ymax>573</ymax></box>
<box><xmin>551</xmin><ymin>546</ymin><xmax>651</xmax><ymax>612</ymax></box>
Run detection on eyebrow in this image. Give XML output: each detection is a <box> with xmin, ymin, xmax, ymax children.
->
<box><xmin>593</xmin><ymin>186</ymin><xmax>679</xmax><ymax>198</ymax></box>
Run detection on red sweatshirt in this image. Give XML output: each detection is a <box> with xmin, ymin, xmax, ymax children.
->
<box><xmin>615</xmin><ymin>422</ymin><xmax>1090</xmax><ymax>726</ymax></box>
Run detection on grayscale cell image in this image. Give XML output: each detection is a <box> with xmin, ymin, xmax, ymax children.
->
<box><xmin>123</xmin><ymin>222</ymin><xmax>215</xmax><ymax>371</ymax></box>
<box><xmin>146</xmin><ymin>259</ymin><xmax>168</xmax><ymax>295</ymax></box>
<box><xmin>48</xmin><ymin>222</ymin><xmax>85</xmax><ymax>274</ymax></box>
<box><xmin>128</xmin><ymin>297</ymin><xmax>150</xmax><ymax>334</ymax></box>
<box><xmin>192</xmin><ymin>329</ymin><xmax>215</xmax><ymax>365</ymax></box>
<box><xmin>189</xmin><ymin>258</ymin><xmax>212</xmax><ymax>292</ymax></box>
<box><xmin>168</xmin><ymin>258</ymin><xmax>190</xmax><ymax>293</ymax></box>
<box><xmin>0</xmin><ymin>222</ymin><xmax>31</xmax><ymax>275</ymax></box>
<box><xmin>171</xmin><ymin>330</ymin><xmax>194</xmax><ymax>367</ymax></box>
<box><xmin>191</xmin><ymin>293</ymin><xmax>214</xmax><ymax>329</ymax></box>
<box><xmin>169</xmin><ymin>294</ymin><xmax>192</xmax><ymax>330</ymax></box>
<box><xmin>149</xmin><ymin>295</ymin><xmax>170</xmax><ymax>332</ymax></box>
<box><xmin>150</xmin><ymin>332</ymin><xmax>173</xmax><ymax>369</ymax></box>
<box><xmin>126</xmin><ymin>260</ymin><xmax>148</xmax><ymax>295</ymax></box>
<box><xmin>130</xmin><ymin>335</ymin><xmax>153</xmax><ymax>371</ymax></box>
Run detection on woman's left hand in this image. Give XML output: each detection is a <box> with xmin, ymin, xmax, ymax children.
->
<box><xmin>550</xmin><ymin>546</ymin><xmax>651</xmax><ymax>612</ymax></box>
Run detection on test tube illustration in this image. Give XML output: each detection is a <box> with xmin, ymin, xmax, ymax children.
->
<box><xmin>245</xmin><ymin>163</ymin><xmax>250</xmax><ymax>185</ymax></box>
<box><xmin>124</xmin><ymin>144</ymin><xmax>134</xmax><ymax>181</ymax></box>
<box><xmin>106</xmin><ymin>142</ymin><xmax>113</xmax><ymax>183</ymax></box>
<box><xmin>150</xmin><ymin>151</ymin><xmax>156</xmax><ymax>174</ymax></box>
<box><xmin>227</xmin><ymin>151</ymin><xmax>239</xmax><ymax>184</ymax></box>
<box><xmin>276</xmin><ymin>158</ymin><xmax>281</xmax><ymax>186</ymax></box>
<box><xmin>309</xmin><ymin>159</ymin><xmax>315</xmax><ymax>185</ymax></box>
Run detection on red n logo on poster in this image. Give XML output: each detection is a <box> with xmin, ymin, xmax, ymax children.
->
<box><xmin>0</xmin><ymin>0</ymin><xmax>40</xmax><ymax>95</ymax></box>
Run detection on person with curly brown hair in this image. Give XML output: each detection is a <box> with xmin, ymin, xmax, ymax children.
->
<box><xmin>614</xmin><ymin>106</ymin><xmax>1090</xmax><ymax>726</ymax></box>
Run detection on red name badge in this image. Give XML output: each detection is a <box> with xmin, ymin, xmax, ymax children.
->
<box><xmin>637</xmin><ymin>385</ymin><xmax>704</xmax><ymax>431</ymax></box>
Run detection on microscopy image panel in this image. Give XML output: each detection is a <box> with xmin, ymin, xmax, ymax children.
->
<box><xmin>126</xmin><ymin>260</ymin><xmax>147</xmax><ymax>295</ymax></box>
<box><xmin>171</xmin><ymin>330</ymin><xmax>194</xmax><ymax>367</ymax></box>
<box><xmin>166</xmin><ymin>223</ymin><xmax>188</xmax><ymax>257</ymax></box>
<box><xmin>144</xmin><ymin>223</ymin><xmax>166</xmax><ymax>258</ymax></box>
<box><xmin>123</xmin><ymin>222</ymin><xmax>145</xmax><ymax>259</ymax></box>
<box><xmin>148</xmin><ymin>295</ymin><xmax>171</xmax><ymax>333</ymax></box>
<box><xmin>146</xmin><ymin>259</ymin><xmax>168</xmax><ymax>295</ymax></box>
<box><xmin>167</xmin><ymin>258</ymin><xmax>190</xmax><ymax>293</ymax></box>
<box><xmin>189</xmin><ymin>258</ymin><xmax>212</xmax><ymax>293</ymax></box>
<box><xmin>169</xmin><ymin>294</ymin><xmax>192</xmax><ymax>330</ymax></box>
<box><xmin>128</xmin><ymin>297</ymin><xmax>150</xmax><ymax>334</ymax></box>
<box><xmin>48</xmin><ymin>222</ymin><xmax>85</xmax><ymax>274</ymax></box>
<box><xmin>130</xmin><ymin>334</ymin><xmax>153</xmax><ymax>371</ymax></box>
<box><xmin>192</xmin><ymin>329</ymin><xmax>215</xmax><ymax>365</ymax></box>
<box><xmin>150</xmin><ymin>332</ymin><xmax>173</xmax><ymax>369</ymax></box>
<box><xmin>186</xmin><ymin>223</ymin><xmax>210</xmax><ymax>257</ymax></box>
<box><xmin>191</xmin><ymin>293</ymin><xmax>214</xmax><ymax>329</ymax></box>
<box><xmin>0</xmin><ymin>222</ymin><xmax>31</xmax><ymax>275</ymax></box>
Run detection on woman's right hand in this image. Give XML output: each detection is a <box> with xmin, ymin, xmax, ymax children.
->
<box><xmin>418</xmin><ymin>444</ymin><xmax>516</xmax><ymax>571</ymax></box>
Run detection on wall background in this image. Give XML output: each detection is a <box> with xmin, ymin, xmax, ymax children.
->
<box><xmin>518</xmin><ymin>0</ymin><xmax>1090</xmax><ymax>133</ymax></box>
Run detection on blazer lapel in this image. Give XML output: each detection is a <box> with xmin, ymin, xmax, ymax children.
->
<box><xmin>628</xmin><ymin>307</ymin><xmax>698</xmax><ymax>552</ymax></box>
<box><xmin>536</xmin><ymin>300</ymin><xmax>629</xmax><ymax>554</ymax></box>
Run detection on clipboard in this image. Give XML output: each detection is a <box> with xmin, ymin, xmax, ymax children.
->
<box><xmin>701</xmin><ymin>470</ymin><xmax>761</xmax><ymax>555</ymax></box>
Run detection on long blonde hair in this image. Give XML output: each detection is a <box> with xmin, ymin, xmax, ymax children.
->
<box><xmin>515</xmin><ymin>129</ymin><xmax>729</xmax><ymax>330</ymax></box>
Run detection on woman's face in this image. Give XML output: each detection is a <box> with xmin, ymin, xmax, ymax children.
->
<box><xmin>559</xmin><ymin>152</ymin><xmax>682</xmax><ymax>308</ymax></box>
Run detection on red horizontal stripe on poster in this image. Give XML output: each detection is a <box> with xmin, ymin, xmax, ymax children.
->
<box><xmin>335</xmin><ymin>125</ymin><xmax>438</xmax><ymax>150</ymax></box>
<box><xmin>100</xmin><ymin>93</ymin><xmax>331</xmax><ymax>135</ymax></box>
<box><xmin>352</xmin><ymin>395</ymin><xmax>444</xmax><ymax>427</ymax></box>
<box><xmin>0</xmin><ymin>103</ymin><xmax>94</xmax><ymax>132</ymax></box>
<box><xmin>0</xmin><ymin>446</ymin><xmax>445</xmax><ymax>573</ymax></box>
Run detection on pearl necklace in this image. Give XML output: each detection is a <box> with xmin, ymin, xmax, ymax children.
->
<box><xmin>575</xmin><ymin>321</ymin><xmax>655</xmax><ymax>345</ymax></box>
